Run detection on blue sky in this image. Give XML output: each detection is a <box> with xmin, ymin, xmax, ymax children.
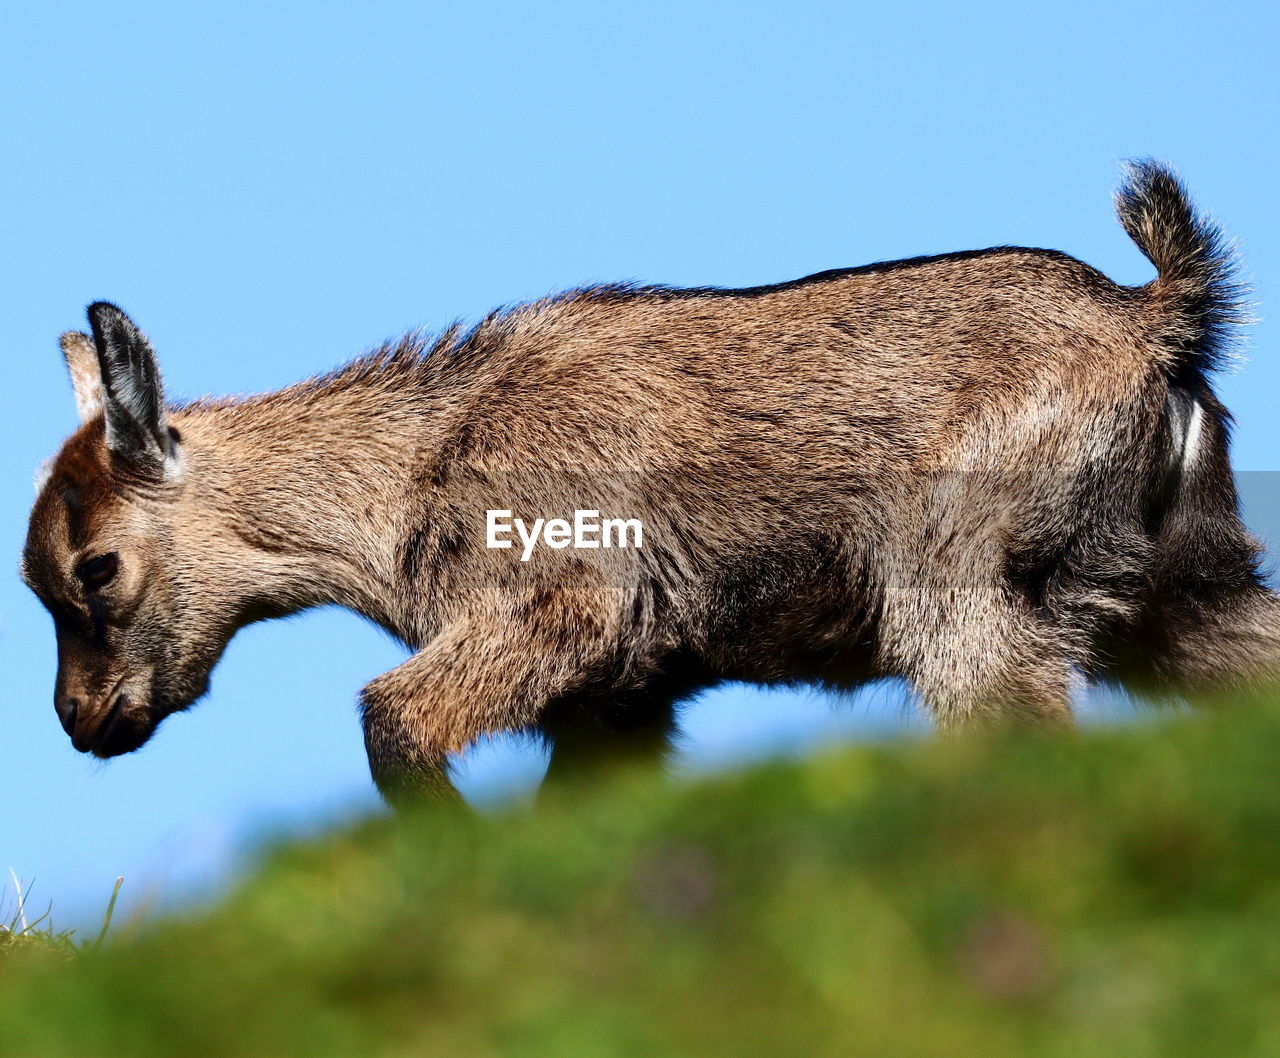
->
<box><xmin>3</xmin><ymin>1</ymin><xmax>1278</xmax><ymax>930</ymax></box>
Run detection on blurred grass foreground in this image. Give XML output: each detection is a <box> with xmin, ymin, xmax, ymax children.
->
<box><xmin>4</xmin><ymin>694</ymin><xmax>1280</xmax><ymax>1057</ymax></box>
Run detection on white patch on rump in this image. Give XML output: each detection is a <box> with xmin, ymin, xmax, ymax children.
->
<box><xmin>1179</xmin><ymin>397</ymin><xmax>1206</xmax><ymax>470</ymax></box>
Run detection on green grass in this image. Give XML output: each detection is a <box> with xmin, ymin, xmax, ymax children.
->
<box><xmin>4</xmin><ymin>697</ymin><xmax>1280</xmax><ymax>1057</ymax></box>
<box><xmin>0</xmin><ymin>874</ymin><xmax>122</xmax><ymax>962</ymax></box>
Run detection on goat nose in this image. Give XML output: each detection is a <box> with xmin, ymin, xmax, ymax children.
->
<box><xmin>56</xmin><ymin>696</ymin><xmax>79</xmax><ymax>737</ymax></box>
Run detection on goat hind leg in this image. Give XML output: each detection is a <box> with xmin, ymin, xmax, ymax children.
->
<box><xmin>889</xmin><ymin>591</ymin><xmax>1074</xmax><ymax>729</ymax></box>
<box><xmin>1138</xmin><ymin>586</ymin><xmax>1280</xmax><ymax>696</ymax></box>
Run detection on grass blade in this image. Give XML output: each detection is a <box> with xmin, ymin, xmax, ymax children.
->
<box><xmin>94</xmin><ymin>877</ymin><xmax>124</xmax><ymax>951</ymax></box>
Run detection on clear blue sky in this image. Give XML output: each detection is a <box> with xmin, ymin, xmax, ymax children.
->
<box><xmin>3</xmin><ymin>1</ymin><xmax>1278</xmax><ymax>930</ymax></box>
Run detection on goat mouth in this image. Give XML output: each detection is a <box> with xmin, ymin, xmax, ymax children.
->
<box><xmin>69</xmin><ymin>674</ymin><xmax>126</xmax><ymax>753</ymax></box>
<box><xmin>85</xmin><ymin>694</ymin><xmax>158</xmax><ymax>759</ymax></box>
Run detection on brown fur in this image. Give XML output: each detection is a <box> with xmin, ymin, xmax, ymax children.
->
<box><xmin>21</xmin><ymin>162</ymin><xmax>1280</xmax><ymax>802</ymax></box>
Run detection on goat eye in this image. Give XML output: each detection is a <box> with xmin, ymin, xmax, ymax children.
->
<box><xmin>76</xmin><ymin>553</ymin><xmax>119</xmax><ymax>592</ymax></box>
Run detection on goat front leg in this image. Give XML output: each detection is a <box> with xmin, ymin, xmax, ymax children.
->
<box><xmin>359</xmin><ymin>651</ymin><xmax>468</xmax><ymax>806</ymax></box>
<box><xmin>360</xmin><ymin>594</ymin><xmax>617</xmax><ymax>806</ymax></box>
<box><xmin>540</xmin><ymin>692</ymin><xmax>677</xmax><ymax>791</ymax></box>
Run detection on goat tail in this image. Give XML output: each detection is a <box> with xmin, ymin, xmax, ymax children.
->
<box><xmin>1115</xmin><ymin>160</ymin><xmax>1249</xmax><ymax>376</ymax></box>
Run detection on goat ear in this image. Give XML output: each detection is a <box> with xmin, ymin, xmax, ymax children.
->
<box><xmin>86</xmin><ymin>302</ymin><xmax>172</xmax><ymax>468</ymax></box>
<box><xmin>60</xmin><ymin>331</ymin><xmax>104</xmax><ymax>423</ymax></box>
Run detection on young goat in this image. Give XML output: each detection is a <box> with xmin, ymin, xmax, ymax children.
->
<box><xmin>22</xmin><ymin>162</ymin><xmax>1280</xmax><ymax>802</ymax></box>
